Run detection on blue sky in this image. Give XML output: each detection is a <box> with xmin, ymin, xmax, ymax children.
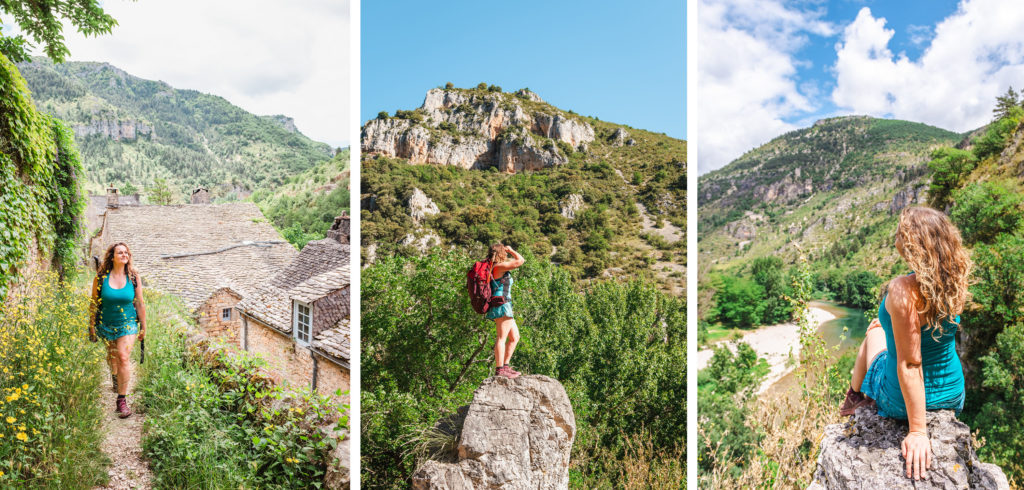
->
<box><xmin>699</xmin><ymin>0</ymin><xmax>1024</xmax><ymax>173</ymax></box>
<box><xmin>362</xmin><ymin>0</ymin><xmax>685</xmax><ymax>139</ymax></box>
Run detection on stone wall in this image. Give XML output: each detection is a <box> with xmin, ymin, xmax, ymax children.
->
<box><xmin>197</xmin><ymin>288</ymin><xmax>242</xmax><ymax>343</ymax></box>
<box><xmin>242</xmin><ymin>315</ymin><xmax>349</xmax><ymax>399</ymax></box>
<box><xmin>315</xmin><ymin>355</ymin><xmax>350</xmax><ymax>402</ymax></box>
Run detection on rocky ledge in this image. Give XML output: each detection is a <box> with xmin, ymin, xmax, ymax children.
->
<box><xmin>411</xmin><ymin>375</ymin><xmax>576</xmax><ymax>490</ymax></box>
<box><xmin>809</xmin><ymin>406</ymin><xmax>1008</xmax><ymax>490</ymax></box>
<box><xmin>362</xmin><ymin>88</ymin><xmax>595</xmax><ymax>172</ymax></box>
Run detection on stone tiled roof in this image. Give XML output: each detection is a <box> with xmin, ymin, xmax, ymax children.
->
<box><xmin>291</xmin><ymin>267</ymin><xmax>351</xmax><ymax>303</ymax></box>
<box><xmin>237</xmin><ymin>238</ymin><xmax>351</xmax><ymax>334</ymax></box>
<box><xmin>313</xmin><ymin>318</ymin><xmax>350</xmax><ymax>368</ymax></box>
<box><xmin>100</xmin><ymin>203</ymin><xmax>297</xmax><ymax>310</ymax></box>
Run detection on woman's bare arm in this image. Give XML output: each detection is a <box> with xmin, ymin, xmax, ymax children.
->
<box><xmin>492</xmin><ymin>247</ymin><xmax>525</xmax><ymax>275</ymax></box>
<box><xmin>887</xmin><ymin>276</ymin><xmax>931</xmax><ymax>480</ymax></box>
<box><xmin>134</xmin><ymin>275</ymin><xmax>147</xmax><ymax>340</ymax></box>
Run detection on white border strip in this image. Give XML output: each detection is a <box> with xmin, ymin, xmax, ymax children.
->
<box><xmin>686</xmin><ymin>0</ymin><xmax>698</xmax><ymax>485</ymax></box>
<box><xmin>348</xmin><ymin>0</ymin><xmax>362</xmax><ymax>484</ymax></box>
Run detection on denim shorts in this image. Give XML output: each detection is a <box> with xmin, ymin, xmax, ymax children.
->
<box><xmin>862</xmin><ymin>350</ymin><xmax>965</xmax><ymax>419</ymax></box>
<box><xmin>97</xmin><ymin>320</ymin><xmax>139</xmax><ymax>342</ymax></box>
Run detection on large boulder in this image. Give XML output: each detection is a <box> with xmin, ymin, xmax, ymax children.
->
<box><xmin>411</xmin><ymin>375</ymin><xmax>576</xmax><ymax>490</ymax></box>
<box><xmin>809</xmin><ymin>406</ymin><xmax>1008</xmax><ymax>490</ymax></box>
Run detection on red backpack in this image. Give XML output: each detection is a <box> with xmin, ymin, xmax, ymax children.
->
<box><xmin>467</xmin><ymin>260</ymin><xmax>494</xmax><ymax>314</ymax></box>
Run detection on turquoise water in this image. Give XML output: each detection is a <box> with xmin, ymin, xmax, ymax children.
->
<box><xmin>765</xmin><ymin>300</ymin><xmax>869</xmax><ymax>396</ymax></box>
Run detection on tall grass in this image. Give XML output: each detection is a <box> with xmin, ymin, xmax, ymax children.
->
<box><xmin>0</xmin><ymin>271</ymin><xmax>109</xmax><ymax>488</ymax></box>
<box><xmin>135</xmin><ymin>291</ymin><xmax>349</xmax><ymax>489</ymax></box>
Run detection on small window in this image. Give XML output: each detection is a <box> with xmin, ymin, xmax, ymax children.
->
<box><xmin>294</xmin><ymin>301</ymin><xmax>311</xmax><ymax>345</ymax></box>
<box><xmin>222</xmin><ymin>308</ymin><xmax>232</xmax><ymax>321</ymax></box>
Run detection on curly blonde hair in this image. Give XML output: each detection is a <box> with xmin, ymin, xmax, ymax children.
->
<box><xmin>894</xmin><ymin>207</ymin><xmax>971</xmax><ymax>336</ymax></box>
<box><xmin>487</xmin><ymin>243</ymin><xmax>508</xmax><ymax>264</ymax></box>
<box><xmin>98</xmin><ymin>242</ymin><xmax>140</xmax><ymax>286</ymax></box>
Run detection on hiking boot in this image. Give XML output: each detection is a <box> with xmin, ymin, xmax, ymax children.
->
<box><xmin>111</xmin><ymin>373</ymin><xmax>118</xmax><ymax>393</ymax></box>
<box><xmin>495</xmin><ymin>366</ymin><xmax>515</xmax><ymax>379</ymax></box>
<box><xmin>839</xmin><ymin>387</ymin><xmax>872</xmax><ymax>416</ymax></box>
<box><xmin>116</xmin><ymin>397</ymin><xmax>132</xmax><ymax>418</ymax></box>
<box><xmin>506</xmin><ymin>365</ymin><xmax>521</xmax><ymax>377</ymax></box>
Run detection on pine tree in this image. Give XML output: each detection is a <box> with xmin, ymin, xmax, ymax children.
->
<box><xmin>993</xmin><ymin>86</ymin><xmax>1020</xmax><ymax>121</ymax></box>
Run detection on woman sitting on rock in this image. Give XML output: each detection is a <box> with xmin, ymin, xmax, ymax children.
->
<box><xmin>89</xmin><ymin>242</ymin><xmax>147</xmax><ymax>418</ymax></box>
<box><xmin>840</xmin><ymin>206</ymin><xmax>971</xmax><ymax>481</ymax></box>
<box><xmin>486</xmin><ymin>243</ymin><xmax>525</xmax><ymax>379</ymax></box>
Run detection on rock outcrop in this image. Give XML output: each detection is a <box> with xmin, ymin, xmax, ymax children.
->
<box><xmin>559</xmin><ymin>194</ymin><xmax>585</xmax><ymax>220</ymax></box>
<box><xmin>408</xmin><ymin>188</ymin><xmax>440</xmax><ymax>224</ymax></box>
<box><xmin>889</xmin><ymin>185</ymin><xmax>929</xmax><ymax>215</ymax></box>
<box><xmin>411</xmin><ymin>375</ymin><xmax>576</xmax><ymax>490</ymax></box>
<box><xmin>362</xmin><ymin>88</ymin><xmax>594</xmax><ymax>172</ymax></box>
<box><xmin>809</xmin><ymin>406</ymin><xmax>1008</xmax><ymax>490</ymax></box>
<box><xmin>72</xmin><ymin>119</ymin><xmax>153</xmax><ymax>141</ymax></box>
<box><xmin>610</xmin><ymin>127</ymin><xmax>629</xmax><ymax>147</ymax></box>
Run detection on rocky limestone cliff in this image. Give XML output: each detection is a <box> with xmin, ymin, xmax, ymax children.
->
<box><xmin>809</xmin><ymin>406</ymin><xmax>1008</xmax><ymax>490</ymax></box>
<box><xmin>72</xmin><ymin>119</ymin><xmax>153</xmax><ymax>141</ymax></box>
<box><xmin>362</xmin><ymin>88</ymin><xmax>595</xmax><ymax>172</ymax></box>
<box><xmin>408</xmin><ymin>187</ymin><xmax>440</xmax><ymax>224</ymax></box>
<box><xmin>411</xmin><ymin>375</ymin><xmax>576</xmax><ymax>490</ymax></box>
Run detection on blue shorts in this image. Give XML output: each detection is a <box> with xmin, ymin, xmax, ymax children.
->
<box><xmin>486</xmin><ymin>302</ymin><xmax>513</xmax><ymax>320</ymax></box>
<box><xmin>861</xmin><ymin>350</ymin><xmax>965</xmax><ymax>419</ymax></box>
<box><xmin>97</xmin><ymin>320</ymin><xmax>139</xmax><ymax>342</ymax></box>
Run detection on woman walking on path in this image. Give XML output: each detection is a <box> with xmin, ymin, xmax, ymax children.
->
<box><xmin>487</xmin><ymin>243</ymin><xmax>524</xmax><ymax>379</ymax></box>
<box><xmin>89</xmin><ymin>242</ymin><xmax>147</xmax><ymax>418</ymax></box>
<box><xmin>839</xmin><ymin>206</ymin><xmax>971</xmax><ymax>481</ymax></box>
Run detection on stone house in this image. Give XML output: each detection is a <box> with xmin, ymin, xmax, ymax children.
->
<box><xmin>236</xmin><ymin>220</ymin><xmax>351</xmax><ymax>399</ymax></box>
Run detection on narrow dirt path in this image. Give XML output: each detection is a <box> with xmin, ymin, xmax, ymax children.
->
<box><xmin>93</xmin><ymin>359</ymin><xmax>153</xmax><ymax>490</ymax></box>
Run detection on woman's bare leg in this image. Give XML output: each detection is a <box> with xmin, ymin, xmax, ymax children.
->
<box><xmin>503</xmin><ymin>319</ymin><xmax>520</xmax><ymax>365</ymax></box>
<box><xmin>494</xmin><ymin>318</ymin><xmax>511</xmax><ymax>368</ymax></box>
<box><xmin>115</xmin><ymin>334</ymin><xmax>137</xmax><ymax>395</ymax></box>
<box><xmin>106</xmin><ymin>341</ymin><xmax>119</xmax><ymax>377</ymax></box>
<box><xmin>851</xmin><ymin>326</ymin><xmax>886</xmax><ymax>392</ymax></box>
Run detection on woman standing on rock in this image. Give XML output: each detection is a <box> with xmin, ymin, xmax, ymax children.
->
<box><xmin>840</xmin><ymin>206</ymin><xmax>971</xmax><ymax>481</ymax></box>
<box><xmin>89</xmin><ymin>242</ymin><xmax>147</xmax><ymax>418</ymax></box>
<box><xmin>487</xmin><ymin>243</ymin><xmax>524</xmax><ymax>379</ymax></box>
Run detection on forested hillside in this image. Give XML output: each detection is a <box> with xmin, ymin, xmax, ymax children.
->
<box><xmin>362</xmin><ymin>85</ymin><xmax>686</xmax><ymax>292</ymax></box>
<box><xmin>698</xmin><ymin>117</ymin><xmax>961</xmax><ymax>328</ymax></box>
<box><xmin>18</xmin><ymin>57</ymin><xmax>333</xmax><ymax>197</ymax></box>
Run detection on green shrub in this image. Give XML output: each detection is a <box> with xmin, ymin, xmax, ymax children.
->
<box><xmin>950</xmin><ymin>180</ymin><xmax>1024</xmax><ymax>245</ymax></box>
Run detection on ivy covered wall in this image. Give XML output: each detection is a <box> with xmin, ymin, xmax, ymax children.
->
<box><xmin>0</xmin><ymin>53</ymin><xmax>85</xmax><ymax>297</ymax></box>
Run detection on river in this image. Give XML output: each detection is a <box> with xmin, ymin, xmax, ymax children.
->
<box><xmin>763</xmin><ymin>300</ymin><xmax>870</xmax><ymax>397</ymax></box>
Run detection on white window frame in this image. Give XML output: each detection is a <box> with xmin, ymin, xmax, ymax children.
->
<box><xmin>293</xmin><ymin>300</ymin><xmax>312</xmax><ymax>346</ymax></box>
<box><xmin>222</xmin><ymin>308</ymin><xmax>232</xmax><ymax>321</ymax></box>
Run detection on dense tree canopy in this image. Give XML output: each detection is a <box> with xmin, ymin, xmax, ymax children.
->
<box><xmin>0</xmin><ymin>0</ymin><xmax>117</xmax><ymax>62</ymax></box>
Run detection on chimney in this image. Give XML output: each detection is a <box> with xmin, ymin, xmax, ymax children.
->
<box><xmin>326</xmin><ymin>212</ymin><xmax>350</xmax><ymax>244</ymax></box>
<box><xmin>106</xmin><ymin>186</ymin><xmax>119</xmax><ymax>208</ymax></box>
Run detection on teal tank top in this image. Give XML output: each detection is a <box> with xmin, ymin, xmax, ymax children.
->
<box><xmin>98</xmin><ymin>273</ymin><xmax>138</xmax><ymax>329</ymax></box>
<box><xmin>876</xmin><ymin>291</ymin><xmax>964</xmax><ymax>418</ymax></box>
<box><xmin>490</xmin><ymin>272</ymin><xmax>512</xmax><ymax>300</ymax></box>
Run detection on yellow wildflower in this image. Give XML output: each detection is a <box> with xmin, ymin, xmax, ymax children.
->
<box><xmin>16</xmin><ymin>432</ymin><xmax>27</xmax><ymax>441</ymax></box>
<box><xmin>5</xmin><ymin>416</ymin><xmax>14</xmax><ymax>424</ymax></box>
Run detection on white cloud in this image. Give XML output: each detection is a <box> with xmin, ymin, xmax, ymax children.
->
<box><xmin>832</xmin><ymin>1</ymin><xmax>1024</xmax><ymax>134</ymax></box>
<box><xmin>18</xmin><ymin>0</ymin><xmax>349</xmax><ymax>147</ymax></box>
<box><xmin>698</xmin><ymin>0</ymin><xmax>834</xmax><ymax>174</ymax></box>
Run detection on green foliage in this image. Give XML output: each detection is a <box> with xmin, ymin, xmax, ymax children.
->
<box><xmin>0</xmin><ymin>53</ymin><xmax>84</xmax><ymax>296</ymax></box>
<box><xmin>0</xmin><ymin>272</ymin><xmax>109</xmax><ymax>487</ymax></box>
<box><xmin>972</xmin><ymin>321</ymin><xmax>1024</xmax><ymax>486</ymax></box>
<box><xmin>362</xmin><ymin>250</ymin><xmax>684</xmax><ymax>488</ymax></box>
<box><xmin>927</xmin><ymin>147</ymin><xmax>978</xmax><ymax>209</ymax></box>
<box><xmin>950</xmin><ymin>180</ymin><xmax>1024</xmax><ymax>245</ymax></box>
<box><xmin>750</xmin><ymin>256</ymin><xmax>793</xmax><ymax>324</ymax></box>
<box><xmin>0</xmin><ymin>0</ymin><xmax>117</xmax><ymax>63</ymax></box>
<box><xmin>146</xmin><ymin>177</ymin><xmax>177</xmax><ymax>205</ymax></box>
<box><xmin>972</xmin><ymin>107</ymin><xmax>1023</xmax><ymax>161</ymax></box>
<box><xmin>838</xmin><ymin>270</ymin><xmax>881</xmax><ymax>310</ymax></box>
<box><xmin>251</xmin><ymin>150</ymin><xmax>350</xmax><ymax>248</ymax></box>
<box><xmin>137</xmin><ymin>294</ymin><xmax>348</xmax><ymax>488</ymax></box>
<box><xmin>696</xmin><ymin>343</ymin><xmax>766</xmax><ymax>476</ymax></box>
<box><xmin>712</xmin><ymin>274</ymin><xmax>765</xmax><ymax>328</ymax></box>
<box><xmin>993</xmin><ymin>86</ymin><xmax>1021</xmax><ymax>121</ymax></box>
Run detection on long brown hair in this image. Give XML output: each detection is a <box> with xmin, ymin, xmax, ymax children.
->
<box><xmin>98</xmin><ymin>242</ymin><xmax>140</xmax><ymax>286</ymax></box>
<box><xmin>893</xmin><ymin>207</ymin><xmax>971</xmax><ymax>335</ymax></box>
<box><xmin>487</xmin><ymin>242</ymin><xmax>507</xmax><ymax>264</ymax></box>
